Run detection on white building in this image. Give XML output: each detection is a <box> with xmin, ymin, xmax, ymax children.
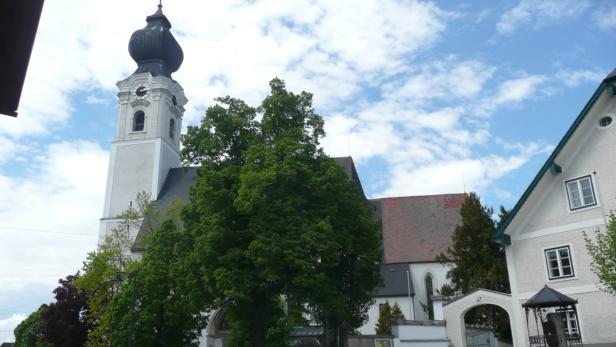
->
<box><xmin>492</xmin><ymin>69</ymin><xmax>616</xmax><ymax>346</ymax></box>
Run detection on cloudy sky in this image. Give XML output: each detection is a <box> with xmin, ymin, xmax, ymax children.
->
<box><xmin>1</xmin><ymin>0</ymin><xmax>616</xmax><ymax>341</ymax></box>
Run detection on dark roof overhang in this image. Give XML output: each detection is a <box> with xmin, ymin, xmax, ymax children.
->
<box><xmin>522</xmin><ymin>285</ymin><xmax>577</xmax><ymax>309</ymax></box>
<box><xmin>0</xmin><ymin>0</ymin><xmax>44</xmax><ymax>117</ymax></box>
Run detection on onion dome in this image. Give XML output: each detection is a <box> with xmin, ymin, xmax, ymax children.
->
<box><xmin>128</xmin><ymin>5</ymin><xmax>183</xmax><ymax>78</ymax></box>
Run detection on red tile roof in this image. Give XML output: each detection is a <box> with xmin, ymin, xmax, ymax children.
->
<box><xmin>372</xmin><ymin>193</ymin><xmax>465</xmax><ymax>264</ymax></box>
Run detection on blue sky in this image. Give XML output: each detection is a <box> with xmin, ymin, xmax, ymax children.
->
<box><xmin>1</xmin><ymin>0</ymin><xmax>616</xmax><ymax>341</ymax></box>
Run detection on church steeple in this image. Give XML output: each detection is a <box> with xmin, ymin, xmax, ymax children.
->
<box><xmin>128</xmin><ymin>3</ymin><xmax>183</xmax><ymax>78</ymax></box>
<box><xmin>99</xmin><ymin>4</ymin><xmax>187</xmax><ymax>244</ymax></box>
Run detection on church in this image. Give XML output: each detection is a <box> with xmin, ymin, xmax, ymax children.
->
<box><xmin>98</xmin><ymin>4</ymin><xmax>464</xmax><ymax>346</ymax></box>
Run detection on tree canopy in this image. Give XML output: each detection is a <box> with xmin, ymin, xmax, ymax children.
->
<box><xmin>181</xmin><ymin>78</ymin><xmax>382</xmax><ymax>346</ymax></box>
<box><xmin>13</xmin><ymin>305</ymin><xmax>51</xmax><ymax>347</ymax></box>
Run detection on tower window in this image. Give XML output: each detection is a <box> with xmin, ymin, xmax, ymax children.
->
<box><xmin>133</xmin><ymin>111</ymin><xmax>145</xmax><ymax>132</ymax></box>
<box><xmin>169</xmin><ymin>118</ymin><xmax>176</xmax><ymax>139</ymax></box>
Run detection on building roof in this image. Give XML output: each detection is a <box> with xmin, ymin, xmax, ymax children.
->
<box><xmin>375</xmin><ymin>263</ymin><xmax>414</xmax><ymax>297</ymax></box>
<box><xmin>0</xmin><ymin>0</ymin><xmax>44</xmax><ymax>116</ymax></box>
<box><xmin>492</xmin><ymin>70</ymin><xmax>614</xmax><ymax>245</ymax></box>
<box><xmin>522</xmin><ymin>285</ymin><xmax>577</xmax><ymax>309</ymax></box>
<box><xmin>372</xmin><ymin>194</ymin><xmax>465</xmax><ymax>264</ymax></box>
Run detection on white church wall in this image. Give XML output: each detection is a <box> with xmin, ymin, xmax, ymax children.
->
<box><xmin>409</xmin><ymin>262</ymin><xmax>450</xmax><ymax>321</ymax></box>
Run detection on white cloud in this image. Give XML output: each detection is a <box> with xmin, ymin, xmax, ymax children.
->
<box><xmin>0</xmin><ymin>141</ymin><xmax>108</xmax><ymax>341</ymax></box>
<box><xmin>0</xmin><ymin>314</ymin><xmax>26</xmax><ymax>342</ymax></box>
<box><xmin>556</xmin><ymin>69</ymin><xmax>604</xmax><ymax>88</ymax></box>
<box><xmin>497</xmin><ymin>0</ymin><xmax>589</xmax><ymax>34</ymax></box>
<box><xmin>593</xmin><ymin>5</ymin><xmax>616</xmax><ymax>30</ymax></box>
<box><xmin>475</xmin><ymin>74</ymin><xmax>547</xmax><ymax>116</ymax></box>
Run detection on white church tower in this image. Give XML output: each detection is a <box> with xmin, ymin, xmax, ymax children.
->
<box><xmin>99</xmin><ymin>4</ymin><xmax>187</xmax><ymax>242</ymax></box>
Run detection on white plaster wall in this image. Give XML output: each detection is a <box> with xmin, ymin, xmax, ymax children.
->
<box><xmin>359</xmin><ymin>297</ymin><xmax>415</xmax><ymax>335</ymax></box>
<box><xmin>511</xmin><ymin>228</ymin><xmax>601</xmax><ymax>293</ymax></box>
<box><xmin>392</xmin><ymin>323</ymin><xmax>448</xmax><ymax>347</ymax></box>
<box><xmin>409</xmin><ymin>262</ymin><xmax>450</xmax><ymax>321</ymax></box>
<box><xmin>108</xmin><ymin>141</ymin><xmax>155</xmax><ymax>217</ymax></box>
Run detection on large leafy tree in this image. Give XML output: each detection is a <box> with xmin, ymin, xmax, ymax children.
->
<box><xmin>13</xmin><ymin>305</ymin><xmax>51</xmax><ymax>347</ymax></box>
<box><xmin>182</xmin><ymin>78</ymin><xmax>381</xmax><ymax>347</ymax></box>
<box><xmin>584</xmin><ymin>213</ymin><xmax>616</xmax><ymax>295</ymax></box>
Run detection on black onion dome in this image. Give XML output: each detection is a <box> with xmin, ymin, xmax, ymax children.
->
<box><xmin>128</xmin><ymin>5</ymin><xmax>183</xmax><ymax>77</ymax></box>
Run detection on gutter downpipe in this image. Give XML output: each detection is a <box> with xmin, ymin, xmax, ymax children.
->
<box><xmin>406</xmin><ymin>266</ymin><xmax>415</xmax><ymax>320</ymax></box>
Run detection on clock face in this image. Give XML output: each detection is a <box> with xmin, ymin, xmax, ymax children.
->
<box><xmin>135</xmin><ymin>84</ymin><xmax>149</xmax><ymax>98</ymax></box>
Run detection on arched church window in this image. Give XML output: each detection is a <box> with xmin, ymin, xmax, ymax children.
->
<box><xmin>169</xmin><ymin>118</ymin><xmax>175</xmax><ymax>139</ymax></box>
<box><xmin>425</xmin><ymin>273</ymin><xmax>434</xmax><ymax>320</ymax></box>
<box><xmin>133</xmin><ymin>111</ymin><xmax>145</xmax><ymax>132</ymax></box>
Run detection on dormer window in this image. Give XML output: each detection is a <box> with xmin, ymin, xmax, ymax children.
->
<box><xmin>133</xmin><ymin>111</ymin><xmax>145</xmax><ymax>132</ymax></box>
<box><xmin>169</xmin><ymin>118</ymin><xmax>175</xmax><ymax>139</ymax></box>
<box><xmin>565</xmin><ymin>175</ymin><xmax>596</xmax><ymax>210</ymax></box>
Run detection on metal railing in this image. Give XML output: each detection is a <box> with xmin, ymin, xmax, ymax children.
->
<box><xmin>529</xmin><ymin>334</ymin><xmax>583</xmax><ymax>347</ymax></box>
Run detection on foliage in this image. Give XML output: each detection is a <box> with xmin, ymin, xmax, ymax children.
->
<box><xmin>13</xmin><ymin>305</ymin><xmax>51</xmax><ymax>347</ymax></box>
<box><xmin>74</xmin><ymin>193</ymin><xmax>149</xmax><ymax>347</ymax></box>
<box><xmin>181</xmin><ymin>78</ymin><xmax>381</xmax><ymax>347</ymax></box>
<box><xmin>437</xmin><ymin>193</ymin><xmax>511</xmax><ymax>341</ymax></box>
<box><xmin>374</xmin><ymin>301</ymin><xmax>391</xmax><ymax>335</ymax></box>
<box><xmin>374</xmin><ymin>302</ymin><xmax>405</xmax><ymax>335</ymax></box>
<box><xmin>40</xmin><ymin>274</ymin><xmax>90</xmax><ymax>347</ymax></box>
<box><xmin>584</xmin><ymin>212</ymin><xmax>616</xmax><ymax>295</ymax></box>
<box><xmin>437</xmin><ymin>193</ymin><xmax>509</xmax><ymax>294</ymax></box>
<box><xmin>107</xmin><ymin>217</ymin><xmax>207</xmax><ymax>347</ymax></box>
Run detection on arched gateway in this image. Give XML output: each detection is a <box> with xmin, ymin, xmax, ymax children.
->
<box><xmin>443</xmin><ymin>289</ymin><xmax>524</xmax><ymax>347</ymax></box>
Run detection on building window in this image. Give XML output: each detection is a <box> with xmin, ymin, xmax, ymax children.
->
<box><xmin>169</xmin><ymin>118</ymin><xmax>175</xmax><ymax>139</ymax></box>
<box><xmin>133</xmin><ymin>111</ymin><xmax>145</xmax><ymax>132</ymax></box>
<box><xmin>425</xmin><ymin>273</ymin><xmax>434</xmax><ymax>320</ymax></box>
<box><xmin>545</xmin><ymin>246</ymin><xmax>574</xmax><ymax>280</ymax></box>
<box><xmin>565</xmin><ymin>310</ymin><xmax>580</xmax><ymax>338</ymax></box>
<box><xmin>565</xmin><ymin>175</ymin><xmax>596</xmax><ymax>210</ymax></box>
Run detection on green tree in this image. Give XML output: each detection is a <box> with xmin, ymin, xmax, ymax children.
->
<box><xmin>374</xmin><ymin>302</ymin><xmax>405</xmax><ymax>336</ymax></box>
<box><xmin>584</xmin><ymin>213</ymin><xmax>616</xmax><ymax>295</ymax></box>
<box><xmin>74</xmin><ymin>194</ymin><xmax>149</xmax><ymax>347</ymax></box>
<box><xmin>14</xmin><ymin>305</ymin><xmax>51</xmax><ymax>347</ymax></box>
<box><xmin>107</xmin><ymin>217</ymin><xmax>207</xmax><ymax>347</ymax></box>
<box><xmin>181</xmin><ymin>78</ymin><xmax>381</xmax><ymax>347</ymax></box>
<box><xmin>437</xmin><ymin>193</ymin><xmax>511</xmax><ymax>341</ymax></box>
<box><xmin>437</xmin><ymin>193</ymin><xmax>509</xmax><ymax>294</ymax></box>
<box><xmin>374</xmin><ymin>302</ymin><xmax>392</xmax><ymax>335</ymax></box>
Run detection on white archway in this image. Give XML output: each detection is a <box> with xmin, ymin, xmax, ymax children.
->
<box><xmin>443</xmin><ymin>289</ymin><xmax>524</xmax><ymax>347</ymax></box>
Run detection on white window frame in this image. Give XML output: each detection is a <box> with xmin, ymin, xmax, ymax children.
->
<box><xmin>564</xmin><ymin>175</ymin><xmax>597</xmax><ymax>211</ymax></box>
<box><xmin>565</xmin><ymin>309</ymin><xmax>580</xmax><ymax>338</ymax></box>
<box><xmin>543</xmin><ymin>245</ymin><xmax>575</xmax><ymax>281</ymax></box>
